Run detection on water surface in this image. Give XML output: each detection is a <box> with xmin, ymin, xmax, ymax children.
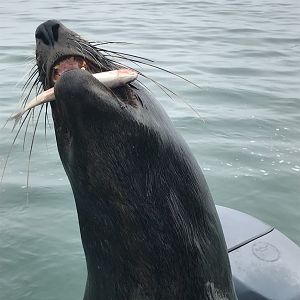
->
<box><xmin>1</xmin><ymin>1</ymin><xmax>300</xmax><ymax>299</ymax></box>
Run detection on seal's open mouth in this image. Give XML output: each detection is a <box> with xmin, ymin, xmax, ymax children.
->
<box><xmin>52</xmin><ymin>56</ymin><xmax>88</xmax><ymax>83</ymax></box>
<box><xmin>8</xmin><ymin>19</ymin><xmax>140</xmax><ymax>122</ymax></box>
<box><xmin>9</xmin><ymin>66</ymin><xmax>138</xmax><ymax>122</ymax></box>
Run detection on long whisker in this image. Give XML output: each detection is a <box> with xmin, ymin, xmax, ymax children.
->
<box><xmin>21</xmin><ymin>77</ymin><xmax>40</xmax><ymax>108</ymax></box>
<box><xmin>23</xmin><ymin>108</ymin><xmax>34</xmax><ymax>151</ymax></box>
<box><xmin>71</xmin><ymin>38</ymin><xmax>86</xmax><ymax>59</ymax></box>
<box><xmin>105</xmin><ymin>59</ymin><xmax>176</xmax><ymax>97</ymax></box>
<box><xmin>75</xmin><ymin>39</ymin><xmax>113</xmax><ymax>70</ymax></box>
<box><xmin>142</xmin><ymin>71</ymin><xmax>203</xmax><ymax>120</ymax></box>
<box><xmin>90</xmin><ymin>41</ymin><xmax>136</xmax><ymax>46</ymax></box>
<box><xmin>120</xmin><ymin>57</ymin><xmax>201</xmax><ymax>89</ymax></box>
<box><xmin>22</xmin><ymin>68</ymin><xmax>39</xmax><ymax>94</ymax></box>
<box><xmin>26</xmin><ymin>105</ymin><xmax>43</xmax><ymax>206</ymax></box>
<box><xmin>16</xmin><ymin>62</ymin><xmax>37</xmax><ymax>90</ymax></box>
<box><xmin>105</xmin><ymin>55</ymin><xmax>143</xmax><ymax>69</ymax></box>
<box><xmin>92</xmin><ymin>42</ymin><xmax>202</xmax><ymax>90</ymax></box>
<box><xmin>92</xmin><ymin>43</ymin><xmax>200</xmax><ymax>87</ymax></box>
<box><xmin>78</xmin><ymin>46</ymin><xmax>102</xmax><ymax>67</ymax></box>
<box><xmin>45</xmin><ymin>102</ymin><xmax>51</xmax><ymax>130</ymax></box>
<box><xmin>44</xmin><ymin>103</ymin><xmax>49</xmax><ymax>152</ymax></box>
<box><xmin>103</xmin><ymin>58</ymin><xmax>173</xmax><ymax>100</ymax></box>
<box><xmin>101</xmin><ymin>50</ymin><xmax>154</xmax><ymax>69</ymax></box>
<box><xmin>35</xmin><ymin>81</ymin><xmax>43</xmax><ymax>95</ymax></box>
<box><xmin>1</xmin><ymin>110</ymin><xmax>32</xmax><ymax>184</ymax></box>
<box><xmin>96</xmin><ymin>48</ymin><xmax>155</xmax><ymax>64</ymax></box>
<box><xmin>3</xmin><ymin>69</ymin><xmax>39</xmax><ymax>130</ymax></box>
<box><xmin>106</xmin><ymin>57</ymin><xmax>203</xmax><ymax>119</ymax></box>
<box><xmin>75</xmin><ymin>42</ymin><xmax>109</xmax><ymax>70</ymax></box>
<box><xmin>74</xmin><ymin>44</ymin><xmax>104</xmax><ymax>71</ymax></box>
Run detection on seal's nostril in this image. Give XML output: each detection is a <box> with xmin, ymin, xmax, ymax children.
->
<box><xmin>35</xmin><ymin>30</ymin><xmax>50</xmax><ymax>46</ymax></box>
<box><xmin>52</xmin><ymin>24</ymin><xmax>60</xmax><ymax>42</ymax></box>
<box><xmin>35</xmin><ymin>20</ymin><xmax>61</xmax><ymax>46</ymax></box>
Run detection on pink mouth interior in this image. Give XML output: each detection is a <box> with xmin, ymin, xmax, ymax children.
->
<box><xmin>53</xmin><ymin>56</ymin><xmax>86</xmax><ymax>82</ymax></box>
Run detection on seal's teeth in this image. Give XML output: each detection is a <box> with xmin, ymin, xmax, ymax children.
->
<box><xmin>79</xmin><ymin>60</ymin><xmax>87</xmax><ymax>69</ymax></box>
<box><xmin>53</xmin><ymin>73</ymin><xmax>60</xmax><ymax>83</ymax></box>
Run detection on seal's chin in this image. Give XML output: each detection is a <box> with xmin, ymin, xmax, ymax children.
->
<box><xmin>52</xmin><ymin>69</ymin><xmax>134</xmax><ymax>159</ymax></box>
<box><xmin>53</xmin><ymin>69</ymin><xmax>123</xmax><ymax>117</ymax></box>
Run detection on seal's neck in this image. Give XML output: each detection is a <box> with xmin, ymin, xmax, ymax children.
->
<box><xmin>73</xmin><ymin>192</ymin><xmax>153</xmax><ymax>300</ymax></box>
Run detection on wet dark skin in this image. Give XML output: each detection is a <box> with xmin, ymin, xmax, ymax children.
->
<box><xmin>35</xmin><ymin>20</ymin><xmax>237</xmax><ymax>300</ymax></box>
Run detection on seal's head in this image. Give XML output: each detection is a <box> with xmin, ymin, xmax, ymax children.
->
<box><xmin>35</xmin><ymin>20</ymin><xmax>112</xmax><ymax>89</ymax></box>
<box><xmin>35</xmin><ymin>20</ymin><xmax>237</xmax><ymax>300</ymax></box>
<box><xmin>35</xmin><ymin>20</ymin><xmax>142</xmax><ymax>161</ymax></box>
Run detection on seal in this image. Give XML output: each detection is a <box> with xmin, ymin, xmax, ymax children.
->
<box><xmin>34</xmin><ymin>20</ymin><xmax>237</xmax><ymax>300</ymax></box>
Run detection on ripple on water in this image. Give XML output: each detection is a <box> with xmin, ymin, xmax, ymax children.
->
<box><xmin>0</xmin><ymin>1</ymin><xmax>300</xmax><ymax>299</ymax></box>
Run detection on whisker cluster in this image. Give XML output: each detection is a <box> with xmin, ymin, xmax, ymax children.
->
<box><xmin>2</xmin><ymin>36</ymin><xmax>201</xmax><ymax>196</ymax></box>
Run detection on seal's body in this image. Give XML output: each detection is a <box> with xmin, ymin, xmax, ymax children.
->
<box><xmin>35</xmin><ymin>20</ymin><xmax>237</xmax><ymax>300</ymax></box>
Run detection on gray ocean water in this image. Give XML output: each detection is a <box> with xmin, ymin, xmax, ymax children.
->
<box><xmin>0</xmin><ymin>1</ymin><xmax>299</xmax><ymax>299</ymax></box>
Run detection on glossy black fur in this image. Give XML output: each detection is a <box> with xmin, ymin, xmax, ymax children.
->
<box><xmin>35</xmin><ymin>20</ymin><xmax>237</xmax><ymax>300</ymax></box>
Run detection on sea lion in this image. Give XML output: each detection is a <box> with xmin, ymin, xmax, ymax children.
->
<box><xmin>34</xmin><ymin>19</ymin><xmax>237</xmax><ymax>300</ymax></box>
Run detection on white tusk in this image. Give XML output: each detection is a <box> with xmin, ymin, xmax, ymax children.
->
<box><xmin>9</xmin><ymin>69</ymin><xmax>138</xmax><ymax>121</ymax></box>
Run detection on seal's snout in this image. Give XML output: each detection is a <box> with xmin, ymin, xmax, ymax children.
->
<box><xmin>35</xmin><ymin>19</ymin><xmax>113</xmax><ymax>91</ymax></box>
<box><xmin>35</xmin><ymin>19</ymin><xmax>60</xmax><ymax>46</ymax></box>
